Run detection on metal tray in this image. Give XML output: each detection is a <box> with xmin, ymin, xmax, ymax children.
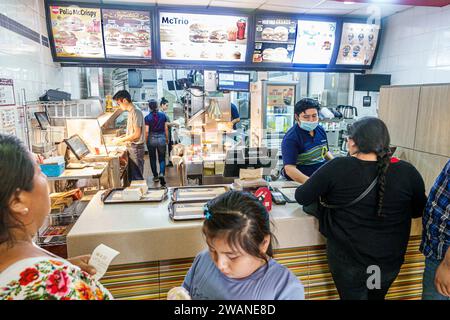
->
<box><xmin>102</xmin><ymin>187</ymin><xmax>168</xmax><ymax>204</ymax></box>
<box><xmin>275</xmin><ymin>187</ymin><xmax>298</xmax><ymax>203</ymax></box>
<box><xmin>168</xmin><ymin>200</ymin><xmax>207</xmax><ymax>221</ymax></box>
<box><xmin>170</xmin><ymin>185</ymin><xmax>230</xmax><ymax>202</ymax></box>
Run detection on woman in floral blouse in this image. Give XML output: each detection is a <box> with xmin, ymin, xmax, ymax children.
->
<box><xmin>0</xmin><ymin>134</ymin><xmax>112</xmax><ymax>300</ymax></box>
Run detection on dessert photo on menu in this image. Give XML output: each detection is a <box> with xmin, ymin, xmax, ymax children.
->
<box><xmin>159</xmin><ymin>12</ymin><xmax>248</xmax><ymax>62</ymax></box>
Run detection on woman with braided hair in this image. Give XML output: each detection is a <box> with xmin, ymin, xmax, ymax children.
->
<box><xmin>295</xmin><ymin>117</ymin><xmax>427</xmax><ymax>300</ymax></box>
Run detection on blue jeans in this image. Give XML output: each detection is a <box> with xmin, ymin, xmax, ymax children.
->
<box><xmin>422</xmin><ymin>256</ymin><xmax>450</xmax><ymax>300</ymax></box>
<box><xmin>148</xmin><ymin>133</ymin><xmax>166</xmax><ymax>178</ymax></box>
<box><xmin>127</xmin><ymin>144</ymin><xmax>145</xmax><ymax>181</ymax></box>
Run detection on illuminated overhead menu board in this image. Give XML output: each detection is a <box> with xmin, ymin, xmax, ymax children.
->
<box><xmin>49</xmin><ymin>5</ymin><xmax>104</xmax><ymax>58</ymax></box>
<box><xmin>159</xmin><ymin>12</ymin><xmax>248</xmax><ymax>62</ymax></box>
<box><xmin>102</xmin><ymin>9</ymin><xmax>152</xmax><ymax>59</ymax></box>
<box><xmin>252</xmin><ymin>18</ymin><xmax>297</xmax><ymax>64</ymax></box>
<box><xmin>292</xmin><ymin>20</ymin><xmax>336</xmax><ymax>65</ymax></box>
<box><xmin>336</xmin><ymin>22</ymin><xmax>380</xmax><ymax>66</ymax></box>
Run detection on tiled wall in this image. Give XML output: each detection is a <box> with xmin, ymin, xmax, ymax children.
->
<box><xmin>373</xmin><ymin>5</ymin><xmax>450</xmax><ymax>85</ymax></box>
<box><xmin>0</xmin><ymin>0</ymin><xmax>80</xmax><ymax>103</ymax></box>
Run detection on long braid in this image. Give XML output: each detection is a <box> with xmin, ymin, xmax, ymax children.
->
<box><xmin>376</xmin><ymin>149</ymin><xmax>390</xmax><ymax>217</ymax></box>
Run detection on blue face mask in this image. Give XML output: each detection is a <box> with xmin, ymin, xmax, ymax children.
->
<box><xmin>299</xmin><ymin>120</ymin><xmax>318</xmax><ymax>132</ymax></box>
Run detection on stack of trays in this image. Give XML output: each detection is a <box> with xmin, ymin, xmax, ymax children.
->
<box><xmin>168</xmin><ymin>185</ymin><xmax>230</xmax><ymax>221</ymax></box>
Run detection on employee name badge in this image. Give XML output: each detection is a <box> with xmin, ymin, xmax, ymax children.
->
<box><xmin>88</xmin><ymin>244</ymin><xmax>120</xmax><ymax>280</ymax></box>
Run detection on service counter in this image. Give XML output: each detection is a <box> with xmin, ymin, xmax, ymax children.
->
<box><xmin>67</xmin><ymin>183</ymin><xmax>425</xmax><ymax>300</ymax></box>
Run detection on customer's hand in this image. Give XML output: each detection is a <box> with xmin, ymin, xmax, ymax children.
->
<box><xmin>435</xmin><ymin>258</ymin><xmax>450</xmax><ymax>297</ymax></box>
<box><xmin>68</xmin><ymin>254</ymin><xmax>97</xmax><ymax>276</ymax></box>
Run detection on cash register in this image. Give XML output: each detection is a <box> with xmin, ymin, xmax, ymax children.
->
<box><xmin>63</xmin><ymin>135</ymin><xmax>93</xmax><ymax>169</ymax></box>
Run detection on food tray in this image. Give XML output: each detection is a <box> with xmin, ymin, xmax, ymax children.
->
<box><xmin>101</xmin><ymin>187</ymin><xmax>168</xmax><ymax>204</ymax></box>
<box><xmin>276</xmin><ymin>187</ymin><xmax>298</xmax><ymax>203</ymax></box>
<box><xmin>170</xmin><ymin>185</ymin><xmax>230</xmax><ymax>202</ymax></box>
<box><xmin>168</xmin><ymin>200</ymin><xmax>206</xmax><ymax>221</ymax></box>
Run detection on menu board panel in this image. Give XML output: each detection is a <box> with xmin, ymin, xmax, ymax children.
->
<box><xmin>336</xmin><ymin>22</ymin><xmax>379</xmax><ymax>66</ymax></box>
<box><xmin>102</xmin><ymin>9</ymin><xmax>151</xmax><ymax>59</ymax></box>
<box><xmin>49</xmin><ymin>6</ymin><xmax>104</xmax><ymax>58</ymax></box>
<box><xmin>159</xmin><ymin>12</ymin><xmax>248</xmax><ymax>62</ymax></box>
<box><xmin>292</xmin><ymin>20</ymin><xmax>336</xmax><ymax>65</ymax></box>
<box><xmin>252</xmin><ymin>18</ymin><xmax>297</xmax><ymax>63</ymax></box>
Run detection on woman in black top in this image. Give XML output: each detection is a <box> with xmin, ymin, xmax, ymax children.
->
<box><xmin>295</xmin><ymin>117</ymin><xmax>427</xmax><ymax>300</ymax></box>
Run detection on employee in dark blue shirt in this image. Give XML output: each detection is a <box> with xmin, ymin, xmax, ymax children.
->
<box><xmin>230</xmin><ymin>103</ymin><xmax>241</xmax><ymax>130</ymax></box>
<box><xmin>281</xmin><ymin>98</ymin><xmax>333</xmax><ymax>184</ymax></box>
<box><xmin>145</xmin><ymin>99</ymin><xmax>169</xmax><ymax>185</ymax></box>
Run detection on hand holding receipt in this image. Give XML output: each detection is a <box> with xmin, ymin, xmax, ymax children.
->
<box><xmin>88</xmin><ymin>244</ymin><xmax>120</xmax><ymax>280</ymax></box>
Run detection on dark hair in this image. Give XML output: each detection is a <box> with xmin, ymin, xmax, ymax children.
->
<box><xmin>112</xmin><ymin>90</ymin><xmax>132</xmax><ymax>103</ymax></box>
<box><xmin>160</xmin><ymin>97</ymin><xmax>169</xmax><ymax>106</ymax></box>
<box><xmin>0</xmin><ymin>134</ymin><xmax>35</xmax><ymax>246</ymax></box>
<box><xmin>294</xmin><ymin>98</ymin><xmax>320</xmax><ymax>116</ymax></box>
<box><xmin>347</xmin><ymin>117</ymin><xmax>391</xmax><ymax>217</ymax></box>
<box><xmin>202</xmin><ymin>190</ymin><xmax>277</xmax><ymax>265</ymax></box>
<box><xmin>148</xmin><ymin>99</ymin><xmax>158</xmax><ymax>113</ymax></box>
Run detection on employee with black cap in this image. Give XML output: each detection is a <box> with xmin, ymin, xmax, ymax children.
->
<box><xmin>281</xmin><ymin>98</ymin><xmax>333</xmax><ymax>184</ymax></box>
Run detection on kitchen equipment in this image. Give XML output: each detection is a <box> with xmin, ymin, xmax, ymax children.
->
<box><xmin>330</xmin><ymin>107</ymin><xmax>343</xmax><ymax>118</ymax></box>
<box><xmin>319</xmin><ymin>106</ymin><xmax>335</xmax><ymax>119</ymax></box>
<box><xmin>337</xmin><ymin>105</ymin><xmax>358</xmax><ymax>119</ymax></box>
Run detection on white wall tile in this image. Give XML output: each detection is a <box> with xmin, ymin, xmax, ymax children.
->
<box><xmin>0</xmin><ymin>1</ymin><xmax>68</xmax><ymax>103</ymax></box>
<box><xmin>374</xmin><ymin>6</ymin><xmax>450</xmax><ymax>85</ymax></box>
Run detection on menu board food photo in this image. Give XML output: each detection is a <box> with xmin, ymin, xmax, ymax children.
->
<box><xmin>159</xmin><ymin>12</ymin><xmax>248</xmax><ymax>62</ymax></box>
<box><xmin>102</xmin><ymin>9</ymin><xmax>151</xmax><ymax>59</ymax></box>
<box><xmin>253</xmin><ymin>18</ymin><xmax>297</xmax><ymax>63</ymax></box>
<box><xmin>336</xmin><ymin>22</ymin><xmax>380</xmax><ymax>66</ymax></box>
<box><xmin>292</xmin><ymin>20</ymin><xmax>336</xmax><ymax>65</ymax></box>
<box><xmin>49</xmin><ymin>5</ymin><xmax>104</xmax><ymax>58</ymax></box>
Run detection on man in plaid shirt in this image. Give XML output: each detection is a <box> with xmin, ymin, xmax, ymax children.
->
<box><xmin>420</xmin><ymin>160</ymin><xmax>450</xmax><ymax>300</ymax></box>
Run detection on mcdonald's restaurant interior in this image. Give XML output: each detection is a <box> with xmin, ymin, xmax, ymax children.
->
<box><xmin>0</xmin><ymin>0</ymin><xmax>449</xmax><ymax>301</ymax></box>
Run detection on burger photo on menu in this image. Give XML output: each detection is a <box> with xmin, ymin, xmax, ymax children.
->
<box><xmin>105</xmin><ymin>28</ymin><xmax>121</xmax><ymax>46</ymax></box>
<box><xmin>273</xmin><ymin>26</ymin><xmax>289</xmax><ymax>41</ymax></box>
<box><xmin>60</xmin><ymin>16</ymin><xmax>84</xmax><ymax>32</ymax></box>
<box><xmin>209</xmin><ymin>30</ymin><xmax>228</xmax><ymax>43</ymax></box>
<box><xmin>85</xmin><ymin>35</ymin><xmax>102</xmax><ymax>54</ymax></box>
<box><xmin>54</xmin><ymin>30</ymin><xmax>78</xmax><ymax>47</ymax></box>
<box><xmin>119</xmin><ymin>32</ymin><xmax>137</xmax><ymax>50</ymax></box>
<box><xmin>262</xmin><ymin>47</ymin><xmax>289</xmax><ymax>62</ymax></box>
<box><xmin>135</xmin><ymin>30</ymin><xmax>150</xmax><ymax>47</ymax></box>
<box><xmin>261</xmin><ymin>27</ymin><xmax>274</xmax><ymax>40</ymax></box>
<box><xmin>189</xmin><ymin>24</ymin><xmax>209</xmax><ymax>43</ymax></box>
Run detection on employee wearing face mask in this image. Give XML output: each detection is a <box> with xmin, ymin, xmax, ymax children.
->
<box><xmin>281</xmin><ymin>98</ymin><xmax>333</xmax><ymax>184</ymax></box>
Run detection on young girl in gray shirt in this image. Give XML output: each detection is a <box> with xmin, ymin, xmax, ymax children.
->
<box><xmin>182</xmin><ymin>191</ymin><xmax>305</xmax><ymax>300</ymax></box>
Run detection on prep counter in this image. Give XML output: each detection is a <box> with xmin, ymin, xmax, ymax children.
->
<box><xmin>67</xmin><ymin>183</ymin><xmax>425</xmax><ymax>300</ymax></box>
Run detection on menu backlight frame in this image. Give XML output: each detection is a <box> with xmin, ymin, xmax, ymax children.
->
<box><xmin>333</xmin><ymin>18</ymin><xmax>382</xmax><ymax>69</ymax></box>
<box><xmin>45</xmin><ymin>1</ymin><xmax>155</xmax><ymax>65</ymax></box>
<box><xmin>156</xmin><ymin>7</ymin><xmax>253</xmax><ymax>66</ymax></box>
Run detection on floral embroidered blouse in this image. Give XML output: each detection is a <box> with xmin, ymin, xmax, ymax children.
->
<box><xmin>0</xmin><ymin>257</ymin><xmax>113</xmax><ymax>300</ymax></box>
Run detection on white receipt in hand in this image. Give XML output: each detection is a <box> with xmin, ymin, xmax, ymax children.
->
<box><xmin>88</xmin><ymin>244</ymin><xmax>120</xmax><ymax>281</ymax></box>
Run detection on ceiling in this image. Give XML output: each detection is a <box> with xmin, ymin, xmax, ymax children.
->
<box><xmin>56</xmin><ymin>0</ymin><xmax>421</xmax><ymax>18</ymax></box>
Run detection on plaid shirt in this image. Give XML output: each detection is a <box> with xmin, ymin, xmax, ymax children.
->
<box><xmin>420</xmin><ymin>160</ymin><xmax>450</xmax><ymax>261</ymax></box>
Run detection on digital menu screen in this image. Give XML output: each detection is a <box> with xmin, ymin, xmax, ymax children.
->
<box><xmin>252</xmin><ymin>18</ymin><xmax>297</xmax><ymax>64</ymax></box>
<box><xmin>49</xmin><ymin>5</ymin><xmax>104</xmax><ymax>58</ymax></box>
<box><xmin>336</xmin><ymin>22</ymin><xmax>380</xmax><ymax>66</ymax></box>
<box><xmin>292</xmin><ymin>20</ymin><xmax>336</xmax><ymax>65</ymax></box>
<box><xmin>159</xmin><ymin>12</ymin><xmax>248</xmax><ymax>62</ymax></box>
<box><xmin>218</xmin><ymin>72</ymin><xmax>250</xmax><ymax>92</ymax></box>
<box><xmin>102</xmin><ymin>9</ymin><xmax>151</xmax><ymax>59</ymax></box>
